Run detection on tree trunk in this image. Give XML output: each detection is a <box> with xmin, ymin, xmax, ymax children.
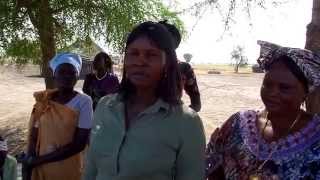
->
<box><xmin>234</xmin><ymin>64</ymin><xmax>239</xmax><ymax>73</ymax></box>
<box><xmin>305</xmin><ymin>0</ymin><xmax>320</xmax><ymax>113</ymax></box>
<box><xmin>38</xmin><ymin>0</ymin><xmax>56</xmax><ymax>89</ymax></box>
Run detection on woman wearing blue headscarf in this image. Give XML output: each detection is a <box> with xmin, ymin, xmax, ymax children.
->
<box><xmin>23</xmin><ymin>53</ymin><xmax>93</xmax><ymax>180</ymax></box>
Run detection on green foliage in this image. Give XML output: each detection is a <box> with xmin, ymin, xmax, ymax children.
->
<box><xmin>0</xmin><ymin>0</ymin><xmax>184</xmax><ymax>58</ymax></box>
<box><xmin>58</xmin><ymin>36</ymin><xmax>108</xmax><ymax>59</ymax></box>
<box><xmin>4</xmin><ymin>38</ymin><xmax>41</xmax><ymax>65</ymax></box>
<box><xmin>178</xmin><ymin>0</ymin><xmax>289</xmax><ymax>32</ymax></box>
<box><xmin>230</xmin><ymin>45</ymin><xmax>248</xmax><ymax>72</ymax></box>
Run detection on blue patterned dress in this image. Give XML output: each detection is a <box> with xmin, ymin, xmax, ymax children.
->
<box><xmin>206</xmin><ymin>110</ymin><xmax>320</xmax><ymax>180</ymax></box>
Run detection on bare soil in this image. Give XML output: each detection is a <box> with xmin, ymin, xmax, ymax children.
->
<box><xmin>0</xmin><ymin>65</ymin><xmax>264</xmax><ymax>155</ymax></box>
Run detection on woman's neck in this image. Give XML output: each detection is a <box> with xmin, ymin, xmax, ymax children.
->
<box><xmin>128</xmin><ymin>88</ymin><xmax>157</xmax><ymax>107</ymax></box>
<box><xmin>53</xmin><ymin>89</ymin><xmax>76</xmax><ymax>104</ymax></box>
<box><xmin>57</xmin><ymin>89</ymin><xmax>75</xmax><ymax>96</ymax></box>
<box><xmin>96</xmin><ymin>70</ymin><xmax>107</xmax><ymax>79</ymax></box>
<box><xmin>266</xmin><ymin>109</ymin><xmax>308</xmax><ymax>140</ymax></box>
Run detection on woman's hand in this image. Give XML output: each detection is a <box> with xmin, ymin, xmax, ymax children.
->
<box><xmin>20</xmin><ymin>155</ymin><xmax>38</xmax><ymax>168</ymax></box>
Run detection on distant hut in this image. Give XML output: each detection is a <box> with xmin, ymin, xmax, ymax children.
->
<box><xmin>80</xmin><ymin>55</ymin><xmax>92</xmax><ymax>79</ymax></box>
<box><xmin>63</xmin><ymin>37</ymin><xmax>105</xmax><ymax>79</ymax></box>
<box><xmin>61</xmin><ymin>37</ymin><xmax>123</xmax><ymax>79</ymax></box>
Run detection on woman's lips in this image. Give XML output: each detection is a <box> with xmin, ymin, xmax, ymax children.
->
<box><xmin>130</xmin><ymin>72</ymin><xmax>149</xmax><ymax>80</ymax></box>
<box><xmin>264</xmin><ymin>99</ymin><xmax>281</xmax><ymax>108</ymax></box>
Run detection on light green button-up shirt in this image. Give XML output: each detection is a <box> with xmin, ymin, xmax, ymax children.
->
<box><xmin>83</xmin><ymin>93</ymin><xmax>206</xmax><ymax>180</ymax></box>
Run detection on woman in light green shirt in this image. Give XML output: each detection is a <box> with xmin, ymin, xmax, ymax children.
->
<box><xmin>83</xmin><ymin>21</ymin><xmax>206</xmax><ymax>180</ymax></box>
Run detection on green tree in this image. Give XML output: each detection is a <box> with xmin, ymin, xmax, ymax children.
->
<box><xmin>230</xmin><ymin>45</ymin><xmax>248</xmax><ymax>73</ymax></box>
<box><xmin>0</xmin><ymin>0</ymin><xmax>183</xmax><ymax>88</ymax></box>
<box><xmin>177</xmin><ymin>0</ymin><xmax>288</xmax><ymax>32</ymax></box>
<box><xmin>4</xmin><ymin>38</ymin><xmax>41</xmax><ymax>65</ymax></box>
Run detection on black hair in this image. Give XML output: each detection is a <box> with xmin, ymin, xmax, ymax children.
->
<box><xmin>120</xmin><ymin>21</ymin><xmax>182</xmax><ymax>105</ymax></box>
<box><xmin>159</xmin><ymin>20</ymin><xmax>181</xmax><ymax>49</ymax></box>
<box><xmin>266</xmin><ymin>55</ymin><xmax>309</xmax><ymax>92</ymax></box>
<box><xmin>93</xmin><ymin>52</ymin><xmax>112</xmax><ymax>70</ymax></box>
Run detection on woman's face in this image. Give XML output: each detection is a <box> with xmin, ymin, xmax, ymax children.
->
<box><xmin>261</xmin><ymin>60</ymin><xmax>307</xmax><ymax>115</ymax></box>
<box><xmin>54</xmin><ymin>63</ymin><xmax>78</xmax><ymax>91</ymax></box>
<box><xmin>93</xmin><ymin>58</ymin><xmax>107</xmax><ymax>72</ymax></box>
<box><xmin>124</xmin><ymin>36</ymin><xmax>166</xmax><ymax>89</ymax></box>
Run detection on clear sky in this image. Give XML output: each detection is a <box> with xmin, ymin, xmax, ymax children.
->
<box><xmin>97</xmin><ymin>0</ymin><xmax>313</xmax><ymax>64</ymax></box>
<box><xmin>173</xmin><ymin>0</ymin><xmax>313</xmax><ymax>64</ymax></box>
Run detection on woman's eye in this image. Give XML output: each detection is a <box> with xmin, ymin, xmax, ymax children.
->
<box><xmin>127</xmin><ymin>51</ymin><xmax>139</xmax><ymax>56</ymax></box>
<box><xmin>279</xmin><ymin>84</ymin><xmax>291</xmax><ymax>91</ymax></box>
<box><xmin>146</xmin><ymin>51</ymin><xmax>161</xmax><ymax>57</ymax></box>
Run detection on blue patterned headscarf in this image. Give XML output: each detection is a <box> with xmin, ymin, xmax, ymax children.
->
<box><xmin>257</xmin><ymin>40</ymin><xmax>320</xmax><ymax>92</ymax></box>
<box><xmin>49</xmin><ymin>52</ymin><xmax>82</xmax><ymax>76</ymax></box>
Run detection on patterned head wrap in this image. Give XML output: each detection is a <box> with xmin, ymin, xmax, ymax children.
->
<box><xmin>49</xmin><ymin>52</ymin><xmax>82</xmax><ymax>76</ymax></box>
<box><xmin>257</xmin><ymin>40</ymin><xmax>320</xmax><ymax>92</ymax></box>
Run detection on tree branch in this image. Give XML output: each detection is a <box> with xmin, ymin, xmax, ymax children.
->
<box><xmin>50</xmin><ymin>3</ymin><xmax>73</xmax><ymax>15</ymax></box>
<box><xmin>26</xmin><ymin>8</ymin><xmax>39</xmax><ymax>29</ymax></box>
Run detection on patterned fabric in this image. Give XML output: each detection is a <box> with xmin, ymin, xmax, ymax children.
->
<box><xmin>206</xmin><ymin>110</ymin><xmax>320</xmax><ymax>180</ymax></box>
<box><xmin>257</xmin><ymin>40</ymin><xmax>320</xmax><ymax>92</ymax></box>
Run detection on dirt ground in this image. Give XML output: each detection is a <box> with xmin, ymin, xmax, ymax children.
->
<box><xmin>0</xmin><ymin>65</ymin><xmax>264</xmax><ymax>155</ymax></box>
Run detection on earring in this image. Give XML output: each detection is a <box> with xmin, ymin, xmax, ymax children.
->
<box><xmin>301</xmin><ymin>98</ymin><xmax>307</xmax><ymax>110</ymax></box>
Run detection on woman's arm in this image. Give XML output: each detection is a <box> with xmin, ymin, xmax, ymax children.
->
<box><xmin>206</xmin><ymin>128</ymin><xmax>226</xmax><ymax>180</ymax></box>
<box><xmin>83</xmin><ymin>96</ymin><xmax>107</xmax><ymax>179</ymax></box>
<box><xmin>82</xmin><ymin>142</ymin><xmax>98</xmax><ymax>180</ymax></box>
<box><xmin>175</xmin><ymin>114</ymin><xmax>206</xmax><ymax>180</ymax></box>
<box><xmin>205</xmin><ymin>113</ymin><xmax>239</xmax><ymax>180</ymax></box>
<box><xmin>83</xmin><ymin>74</ymin><xmax>93</xmax><ymax>96</ymax></box>
<box><xmin>27</xmin><ymin>127</ymin><xmax>38</xmax><ymax>157</ymax></box>
<box><xmin>30</xmin><ymin>128</ymin><xmax>90</xmax><ymax>167</ymax></box>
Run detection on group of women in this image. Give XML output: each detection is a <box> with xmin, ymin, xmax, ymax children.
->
<box><xmin>6</xmin><ymin>20</ymin><xmax>318</xmax><ymax>180</ymax></box>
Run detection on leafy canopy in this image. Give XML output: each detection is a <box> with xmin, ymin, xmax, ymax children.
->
<box><xmin>0</xmin><ymin>0</ymin><xmax>184</xmax><ymax>62</ymax></box>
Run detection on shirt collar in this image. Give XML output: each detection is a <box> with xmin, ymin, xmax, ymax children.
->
<box><xmin>108</xmin><ymin>93</ymin><xmax>169</xmax><ymax>114</ymax></box>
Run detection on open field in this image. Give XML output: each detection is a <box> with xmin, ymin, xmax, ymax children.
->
<box><xmin>0</xmin><ymin>65</ymin><xmax>264</xmax><ymax>155</ymax></box>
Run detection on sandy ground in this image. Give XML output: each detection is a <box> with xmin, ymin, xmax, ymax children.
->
<box><xmin>0</xmin><ymin>65</ymin><xmax>264</xmax><ymax>155</ymax></box>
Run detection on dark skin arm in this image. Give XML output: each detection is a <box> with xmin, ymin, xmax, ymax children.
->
<box><xmin>185</xmin><ymin>88</ymin><xmax>201</xmax><ymax>112</ymax></box>
<box><xmin>184</xmin><ymin>74</ymin><xmax>201</xmax><ymax>112</ymax></box>
<box><xmin>27</xmin><ymin>127</ymin><xmax>38</xmax><ymax>157</ymax></box>
<box><xmin>28</xmin><ymin>128</ymin><xmax>90</xmax><ymax>167</ymax></box>
<box><xmin>180</xmin><ymin>62</ymin><xmax>201</xmax><ymax>112</ymax></box>
<box><xmin>82</xmin><ymin>74</ymin><xmax>94</xmax><ymax>96</ymax></box>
